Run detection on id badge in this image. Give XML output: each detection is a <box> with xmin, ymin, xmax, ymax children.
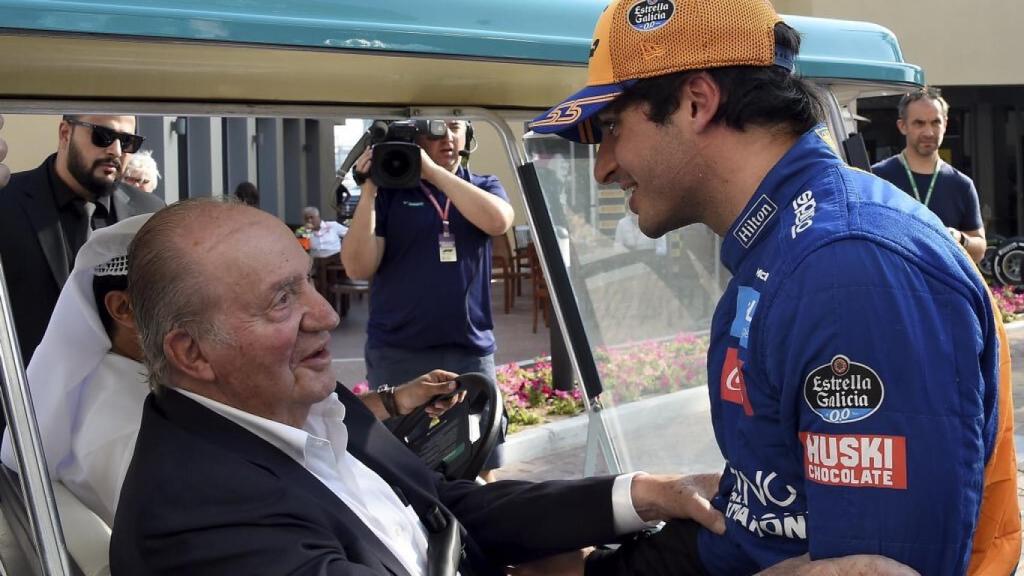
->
<box><xmin>439</xmin><ymin>233</ymin><xmax>457</xmax><ymax>262</ymax></box>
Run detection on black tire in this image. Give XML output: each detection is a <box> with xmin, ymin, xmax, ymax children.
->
<box><xmin>980</xmin><ymin>235</ymin><xmax>1004</xmax><ymax>281</ymax></box>
<box><xmin>992</xmin><ymin>236</ymin><xmax>1024</xmax><ymax>286</ymax></box>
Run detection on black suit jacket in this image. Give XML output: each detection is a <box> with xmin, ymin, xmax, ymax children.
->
<box><xmin>110</xmin><ymin>386</ymin><xmax>618</xmax><ymax>575</ymax></box>
<box><xmin>0</xmin><ymin>155</ymin><xmax>164</xmax><ymax>363</ymax></box>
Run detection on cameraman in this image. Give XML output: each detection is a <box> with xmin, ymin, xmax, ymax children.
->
<box><xmin>342</xmin><ymin>120</ymin><xmax>513</xmax><ymax>482</ymax></box>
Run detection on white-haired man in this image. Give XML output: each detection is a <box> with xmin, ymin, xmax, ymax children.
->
<box><xmin>110</xmin><ymin>198</ymin><xmax>730</xmax><ymax>575</ymax></box>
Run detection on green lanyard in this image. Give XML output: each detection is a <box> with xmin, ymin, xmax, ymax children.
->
<box><xmin>898</xmin><ymin>151</ymin><xmax>941</xmax><ymax>207</ymax></box>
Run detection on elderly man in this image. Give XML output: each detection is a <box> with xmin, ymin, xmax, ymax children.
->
<box><xmin>0</xmin><ymin>114</ymin><xmax>163</xmax><ymax>363</ymax></box>
<box><xmin>528</xmin><ymin>0</ymin><xmax>1017</xmax><ymax>574</ymax></box>
<box><xmin>302</xmin><ymin>205</ymin><xmax>348</xmax><ymax>259</ymax></box>
<box><xmin>0</xmin><ymin>212</ymin><xmax>461</xmax><ymax>526</ymax></box>
<box><xmin>110</xmin><ymin>198</ymin><xmax>728</xmax><ymax>575</ymax></box>
<box><xmin>120</xmin><ymin>149</ymin><xmax>161</xmax><ymax>193</ymax></box>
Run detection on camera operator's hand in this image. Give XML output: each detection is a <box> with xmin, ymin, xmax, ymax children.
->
<box><xmin>353</xmin><ymin>147</ymin><xmax>376</xmax><ymax>197</ymax></box>
<box><xmin>418</xmin><ymin>147</ymin><xmax>448</xmax><ymax>186</ymax></box>
<box><xmin>356</xmin><ymin>144</ymin><xmax>380</xmax><ymax>193</ymax></box>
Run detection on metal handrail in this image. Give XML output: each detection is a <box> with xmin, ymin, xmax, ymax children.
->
<box><xmin>0</xmin><ymin>258</ymin><xmax>71</xmax><ymax>576</ymax></box>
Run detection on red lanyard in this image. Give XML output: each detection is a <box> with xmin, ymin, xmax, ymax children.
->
<box><xmin>420</xmin><ymin>183</ymin><xmax>452</xmax><ymax>235</ymax></box>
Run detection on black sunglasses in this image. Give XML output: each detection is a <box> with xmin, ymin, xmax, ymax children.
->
<box><xmin>66</xmin><ymin>119</ymin><xmax>145</xmax><ymax>154</ymax></box>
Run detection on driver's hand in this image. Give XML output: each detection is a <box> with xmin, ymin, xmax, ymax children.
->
<box><xmin>395</xmin><ymin>369</ymin><xmax>464</xmax><ymax>417</ymax></box>
<box><xmin>0</xmin><ymin>114</ymin><xmax>10</xmax><ymax>189</ymax></box>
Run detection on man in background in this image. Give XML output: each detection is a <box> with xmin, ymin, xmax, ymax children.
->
<box><xmin>342</xmin><ymin>120</ymin><xmax>512</xmax><ymax>481</ymax></box>
<box><xmin>302</xmin><ymin>206</ymin><xmax>348</xmax><ymax>259</ymax></box>
<box><xmin>233</xmin><ymin>180</ymin><xmax>259</xmax><ymax>207</ymax></box>
<box><xmin>121</xmin><ymin>149</ymin><xmax>161</xmax><ymax>193</ymax></box>
<box><xmin>0</xmin><ymin>114</ymin><xmax>163</xmax><ymax>363</ymax></box>
<box><xmin>872</xmin><ymin>88</ymin><xmax>986</xmax><ymax>262</ymax></box>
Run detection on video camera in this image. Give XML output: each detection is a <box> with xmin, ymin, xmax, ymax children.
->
<box><xmin>352</xmin><ymin>119</ymin><xmax>448</xmax><ymax>189</ymax></box>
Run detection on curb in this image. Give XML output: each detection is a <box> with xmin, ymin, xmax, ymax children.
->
<box><xmin>1004</xmin><ymin>319</ymin><xmax>1024</xmax><ymax>333</ymax></box>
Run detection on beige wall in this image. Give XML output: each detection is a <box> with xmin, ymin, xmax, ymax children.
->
<box><xmin>775</xmin><ymin>0</ymin><xmax>1024</xmax><ymax>86</ymax></box>
<box><xmin>470</xmin><ymin>113</ymin><xmax>536</xmax><ymax>227</ymax></box>
<box><xmin>2</xmin><ymin>114</ymin><xmax>59</xmax><ymax>172</ymax></box>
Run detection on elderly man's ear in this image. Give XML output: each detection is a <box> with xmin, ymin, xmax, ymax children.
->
<box><xmin>163</xmin><ymin>328</ymin><xmax>217</xmax><ymax>383</ymax></box>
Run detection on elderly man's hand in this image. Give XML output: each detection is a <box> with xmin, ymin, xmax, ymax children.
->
<box><xmin>629</xmin><ymin>473</ymin><xmax>726</xmax><ymax>534</ymax></box>
<box><xmin>506</xmin><ymin>548</ymin><xmax>590</xmax><ymax>576</ymax></box>
<box><xmin>758</xmin><ymin>553</ymin><xmax>920</xmax><ymax>576</ymax></box>
<box><xmin>395</xmin><ymin>369</ymin><xmax>465</xmax><ymax>417</ymax></box>
<box><xmin>0</xmin><ymin>114</ymin><xmax>10</xmax><ymax>189</ymax></box>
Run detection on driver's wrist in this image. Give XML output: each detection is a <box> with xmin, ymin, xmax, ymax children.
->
<box><xmin>376</xmin><ymin>384</ymin><xmax>401</xmax><ymax>417</ymax></box>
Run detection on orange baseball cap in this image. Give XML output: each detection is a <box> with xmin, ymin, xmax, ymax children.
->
<box><xmin>529</xmin><ymin>0</ymin><xmax>792</xmax><ymax>143</ymax></box>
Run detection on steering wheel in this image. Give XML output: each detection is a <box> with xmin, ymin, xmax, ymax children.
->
<box><xmin>388</xmin><ymin>372</ymin><xmax>504</xmax><ymax>481</ymax></box>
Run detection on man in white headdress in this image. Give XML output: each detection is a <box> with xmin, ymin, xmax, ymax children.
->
<box><xmin>0</xmin><ymin>212</ymin><xmax>465</xmax><ymax>525</ymax></box>
<box><xmin>1</xmin><ymin>213</ymin><xmax>152</xmax><ymax>525</ymax></box>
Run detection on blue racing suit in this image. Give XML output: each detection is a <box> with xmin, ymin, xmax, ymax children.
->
<box><xmin>696</xmin><ymin>126</ymin><xmax>1000</xmax><ymax>575</ymax></box>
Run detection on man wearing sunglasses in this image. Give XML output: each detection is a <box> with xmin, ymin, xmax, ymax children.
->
<box><xmin>0</xmin><ymin>114</ymin><xmax>164</xmax><ymax>365</ymax></box>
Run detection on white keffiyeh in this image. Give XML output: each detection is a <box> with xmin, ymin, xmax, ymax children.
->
<box><xmin>0</xmin><ymin>214</ymin><xmax>152</xmax><ymax>523</ymax></box>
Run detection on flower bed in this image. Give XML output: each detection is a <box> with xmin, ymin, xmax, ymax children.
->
<box><xmin>497</xmin><ymin>333</ymin><xmax>710</xmax><ymax>433</ymax></box>
<box><xmin>991</xmin><ymin>284</ymin><xmax>1024</xmax><ymax>322</ymax></box>
<box><xmin>497</xmin><ymin>359</ymin><xmax>583</xmax><ymax>434</ymax></box>
<box><xmin>350</xmin><ymin>333</ymin><xmax>712</xmax><ymax>434</ymax></box>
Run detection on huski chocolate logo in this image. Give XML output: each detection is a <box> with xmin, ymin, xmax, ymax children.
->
<box><xmin>803</xmin><ymin>355</ymin><xmax>884</xmax><ymax>423</ymax></box>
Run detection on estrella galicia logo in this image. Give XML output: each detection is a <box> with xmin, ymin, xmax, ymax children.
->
<box><xmin>733</xmin><ymin>195</ymin><xmax>778</xmax><ymax>248</ymax></box>
<box><xmin>803</xmin><ymin>355</ymin><xmax>884</xmax><ymax>424</ymax></box>
<box><xmin>729</xmin><ymin>286</ymin><xmax>760</xmax><ymax>348</ymax></box>
<box><xmin>628</xmin><ymin>0</ymin><xmax>675</xmax><ymax>31</ymax></box>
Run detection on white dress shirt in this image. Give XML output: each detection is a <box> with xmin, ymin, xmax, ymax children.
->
<box><xmin>175</xmin><ymin>389</ymin><xmax>654</xmax><ymax>574</ymax></box>
<box><xmin>177</xmin><ymin>388</ymin><xmax>430</xmax><ymax>575</ymax></box>
<box><xmin>309</xmin><ymin>221</ymin><xmax>348</xmax><ymax>258</ymax></box>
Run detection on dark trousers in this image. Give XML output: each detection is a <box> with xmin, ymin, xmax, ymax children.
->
<box><xmin>585</xmin><ymin>520</ymin><xmax>709</xmax><ymax>576</ymax></box>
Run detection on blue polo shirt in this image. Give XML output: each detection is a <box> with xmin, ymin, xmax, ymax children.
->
<box><xmin>366</xmin><ymin>167</ymin><xmax>508</xmax><ymax>354</ymax></box>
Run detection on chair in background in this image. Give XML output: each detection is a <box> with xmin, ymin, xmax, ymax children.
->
<box><xmin>313</xmin><ymin>256</ymin><xmax>347</xmax><ymax>311</ymax></box>
<box><xmin>527</xmin><ymin>242</ymin><xmax>551</xmax><ymax>333</ymax></box>
<box><xmin>512</xmin><ymin>225</ymin><xmax>532</xmax><ymax>296</ymax></box>
<box><xmin>491</xmin><ymin>233</ymin><xmax>516</xmax><ymax>314</ymax></box>
<box><xmin>330</xmin><ymin>275</ymin><xmax>370</xmax><ymax>318</ymax></box>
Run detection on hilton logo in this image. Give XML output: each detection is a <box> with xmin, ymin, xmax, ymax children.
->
<box><xmin>733</xmin><ymin>195</ymin><xmax>778</xmax><ymax>248</ymax></box>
